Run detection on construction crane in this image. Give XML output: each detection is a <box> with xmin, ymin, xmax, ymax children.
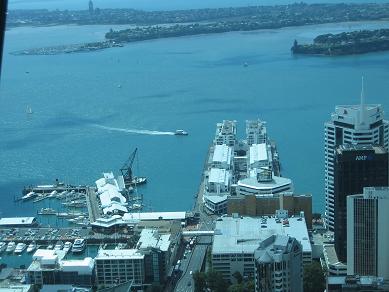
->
<box><xmin>120</xmin><ymin>148</ymin><xmax>147</xmax><ymax>188</ymax></box>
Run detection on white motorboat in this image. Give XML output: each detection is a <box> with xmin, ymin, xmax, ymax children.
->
<box><xmin>27</xmin><ymin>242</ymin><xmax>37</xmax><ymax>253</ymax></box>
<box><xmin>63</xmin><ymin>241</ymin><xmax>72</xmax><ymax>253</ymax></box>
<box><xmin>54</xmin><ymin>241</ymin><xmax>64</xmax><ymax>251</ymax></box>
<box><xmin>6</xmin><ymin>242</ymin><xmax>16</xmax><ymax>253</ymax></box>
<box><xmin>0</xmin><ymin>242</ymin><xmax>6</xmax><ymax>252</ymax></box>
<box><xmin>72</xmin><ymin>239</ymin><xmax>86</xmax><ymax>253</ymax></box>
<box><xmin>14</xmin><ymin>243</ymin><xmax>27</xmax><ymax>254</ymax></box>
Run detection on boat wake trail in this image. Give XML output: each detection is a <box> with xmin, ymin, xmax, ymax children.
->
<box><xmin>93</xmin><ymin>124</ymin><xmax>175</xmax><ymax>136</ymax></box>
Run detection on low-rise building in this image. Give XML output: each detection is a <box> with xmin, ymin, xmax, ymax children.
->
<box><xmin>237</xmin><ymin>170</ymin><xmax>293</xmax><ymax>197</ymax></box>
<box><xmin>95</xmin><ymin>228</ymin><xmax>178</xmax><ymax>289</ymax></box>
<box><xmin>95</xmin><ymin>249</ymin><xmax>145</xmax><ymax>288</ymax></box>
<box><xmin>227</xmin><ymin>193</ymin><xmax>312</xmax><ymax>228</ymax></box>
<box><xmin>211</xmin><ymin>211</ymin><xmax>311</xmax><ymax>282</ymax></box>
<box><xmin>27</xmin><ymin>250</ymin><xmax>95</xmax><ymax>287</ymax></box>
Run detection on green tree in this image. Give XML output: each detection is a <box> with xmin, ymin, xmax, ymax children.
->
<box><xmin>232</xmin><ymin>271</ymin><xmax>243</xmax><ymax>284</ymax></box>
<box><xmin>227</xmin><ymin>283</ymin><xmax>244</xmax><ymax>292</ymax></box>
<box><xmin>193</xmin><ymin>271</ymin><xmax>206</xmax><ymax>292</ymax></box>
<box><xmin>304</xmin><ymin>261</ymin><xmax>325</xmax><ymax>292</ymax></box>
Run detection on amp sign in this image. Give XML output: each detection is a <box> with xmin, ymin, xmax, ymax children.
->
<box><xmin>355</xmin><ymin>155</ymin><xmax>368</xmax><ymax>161</ymax></box>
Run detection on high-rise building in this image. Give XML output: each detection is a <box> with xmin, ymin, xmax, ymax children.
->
<box><xmin>347</xmin><ymin>187</ymin><xmax>389</xmax><ymax>279</ymax></box>
<box><xmin>254</xmin><ymin>235</ymin><xmax>303</xmax><ymax>292</ymax></box>
<box><xmin>324</xmin><ymin>90</ymin><xmax>389</xmax><ymax>230</ymax></box>
<box><xmin>88</xmin><ymin>0</ymin><xmax>94</xmax><ymax>14</ymax></box>
<box><xmin>333</xmin><ymin>145</ymin><xmax>388</xmax><ymax>262</ymax></box>
<box><xmin>214</xmin><ymin>120</ymin><xmax>237</xmax><ymax>147</ymax></box>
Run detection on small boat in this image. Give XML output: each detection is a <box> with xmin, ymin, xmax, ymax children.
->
<box><xmin>72</xmin><ymin>238</ymin><xmax>86</xmax><ymax>253</ymax></box>
<box><xmin>0</xmin><ymin>242</ymin><xmax>7</xmax><ymax>252</ymax></box>
<box><xmin>6</xmin><ymin>242</ymin><xmax>16</xmax><ymax>253</ymax></box>
<box><xmin>174</xmin><ymin>129</ymin><xmax>188</xmax><ymax>136</ymax></box>
<box><xmin>115</xmin><ymin>243</ymin><xmax>127</xmax><ymax>250</ymax></box>
<box><xmin>54</xmin><ymin>241</ymin><xmax>64</xmax><ymax>251</ymax></box>
<box><xmin>63</xmin><ymin>241</ymin><xmax>72</xmax><ymax>253</ymax></box>
<box><xmin>27</xmin><ymin>242</ymin><xmax>37</xmax><ymax>253</ymax></box>
<box><xmin>38</xmin><ymin>208</ymin><xmax>57</xmax><ymax>215</ymax></box>
<box><xmin>243</xmin><ymin>62</ymin><xmax>248</xmax><ymax>67</ymax></box>
<box><xmin>131</xmin><ymin>203</ymin><xmax>142</xmax><ymax>210</ymax></box>
<box><xmin>131</xmin><ymin>176</ymin><xmax>147</xmax><ymax>186</ymax></box>
<box><xmin>14</xmin><ymin>243</ymin><xmax>27</xmax><ymax>254</ymax></box>
<box><xmin>26</xmin><ymin>105</ymin><xmax>33</xmax><ymax>114</ymax></box>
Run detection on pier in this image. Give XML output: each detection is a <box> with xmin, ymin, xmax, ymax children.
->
<box><xmin>85</xmin><ymin>187</ymin><xmax>101</xmax><ymax>223</ymax></box>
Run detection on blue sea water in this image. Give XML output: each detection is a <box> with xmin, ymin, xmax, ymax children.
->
<box><xmin>1</xmin><ymin>18</ymin><xmax>389</xmax><ymax>219</ymax></box>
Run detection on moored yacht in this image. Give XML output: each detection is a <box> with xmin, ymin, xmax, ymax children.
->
<box><xmin>6</xmin><ymin>242</ymin><xmax>16</xmax><ymax>253</ymax></box>
<box><xmin>54</xmin><ymin>241</ymin><xmax>64</xmax><ymax>251</ymax></box>
<box><xmin>27</xmin><ymin>242</ymin><xmax>37</xmax><ymax>253</ymax></box>
<box><xmin>72</xmin><ymin>238</ymin><xmax>86</xmax><ymax>253</ymax></box>
<box><xmin>0</xmin><ymin>242</ymin><xmax>6</xmax><ymax>252</ymax></box>
<box><xmin>63</xmin><ymin>241</ymin><xmax>72</xmax><ymax>253</ymax></box>
<box><xmin>14</xmin><ymin>243</ymin><xmax>27</xmax><ymax>254</ymax></box>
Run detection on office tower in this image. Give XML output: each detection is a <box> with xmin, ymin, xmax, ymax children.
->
<box><xmin>88</xmin><ymin>0</ymin><xmax>94</xmax><ymax>14</ymax></box>
<box><xmin>334</xmin><ymin>145</ymin><xmax>388</xmax><ymax>262</ymax></box>
<box><xmin>347</xmin><ymin>187</ymin><xmax>389</xmax><ymax>280</ymax></box>
<box><xmin>324</xmin><ymin>89</ymin><xmax>389</xmax><ymax>230</ymax></box>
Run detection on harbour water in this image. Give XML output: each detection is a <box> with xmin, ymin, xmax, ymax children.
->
<box><xmin>1</xmin><ymin>18</ymin><xmax>389</xmax><ymax>218</ymax></box>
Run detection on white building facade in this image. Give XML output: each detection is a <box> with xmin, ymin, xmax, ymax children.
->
<box><xmin>347</xmin><ymin>187</ymin><xmax>389</xmax><ymax>280</ymax></box>
<box><xmin>324</xmin><ymin>102</ymin><xmax>389</xmax><ymax>230</ymax></box>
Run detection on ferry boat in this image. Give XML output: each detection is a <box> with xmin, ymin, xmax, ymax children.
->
<box><xmin>27</xmin><ymin>242</ymin><xmax>37</xmax><ymax>253</ymax></box>
<box><xmin>6</xmin><ymin>242</ymin><xmax>16</xmax><ymax>253</ymax></box>
<box><xmin>63</xmin><ymin>241</ymin><xmax>72</xmax><ymax>253</ymax></box>
<box><xmin>174</xmin><ymin>129</ymin><xmax>188</xmax><ymax>136</ymax></box>
<box><xmin>54</xmin><ymin>241</ymin><xmax>64</xmax><ymax>251</ymax></box>
<box><xmin>14</xmin><ymin>243</ymin><xmax>27</xmax><ymax>254</ymax></box>
<box><xmin>38</xmin><ymin>208</ymin><xmax>57</xmax><ymax>215</ymax></box>
<box><xmin>72</xmin><ymin>239</ymin><xmax>86</xmax><ymax>253</ymax></box>
<box><xmin>0</xmin><ymin>242</ymin><xmax>6</xmax><ymax>252</ymax></box>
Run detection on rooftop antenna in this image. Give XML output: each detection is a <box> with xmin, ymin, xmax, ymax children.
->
<box><xmin>360</xmin><ymin>76</ymin><xmax>366</xmax><ymax>125</ymax></box>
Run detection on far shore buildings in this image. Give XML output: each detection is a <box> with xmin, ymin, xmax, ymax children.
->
<box><xmin>203</xmin><ymin>119</ymin><xmax>312</xmax><ymax>224</ymax></box>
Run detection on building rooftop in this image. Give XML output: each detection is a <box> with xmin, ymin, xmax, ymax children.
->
<box><xmin>0</xmin><ymin>285</ymin><xmax>32</xmax><ymax>292</ymax></box>
<box><xmin>137</xmin><ymin>229</ymin><xmax>171</xmax><ymax>252</ymax></box>
<box><xmin>238</xmin><ymin>175</ymin><xmax>292</xmax><ymax>193</ymax></box>
<box><xmin>208</xmin><ymin>168</ymin><xmax>230</xmax><ymax>185</ymax></box>
<box><xmin>323</xmin><ymin>244</ymin><xmax>347</xmax><ymax>270</ymax></box>
<box><xmin>212</xmin><ymin>215</ymin><xmax>311</xmax><ymax>255</ymax></box>
<box><xmin>212</xmin><ymin>144</ymin><xmax>232</xmax><ymax>166</ymax></box>
<box><xmin>249</xmin><ymin>143</ymin><xmax>268</xmax><ymax>165</ymax></box>
<box><xmin>330</xmin><ymin>103</ymin><xmax>385</xmax><ymax>130</ymax></box>
<box><xmin>95</xmin><ymin>249</ymin><xmax>144</xmax><ymax>260</ymax></box>
<box><xmin>336</xmin><ymin>144</ymin><xmax>386</xmax><ymax>155</ymax></box>
<box><xmin>204</xmin><ymin>194</ymin><xmax>228</xmax><ymax>204</ymax></box>
<box><xmin>122</xmin><ymin>211</ymin><xmax>186</xmax><ymax>222</ymax></box>
<box><xmin>0</xmin><ymin>217</ymin><xmax>36</xmax><ymax>226</ymax></box>
<box><xmin>61</xmin><ymin>258</ymin><xmax>94</xmax><ymax>274</ymax></box>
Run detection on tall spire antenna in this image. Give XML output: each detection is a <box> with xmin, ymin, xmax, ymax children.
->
<box><xmin>360</xmin><ymin>76</ymin><xmax>365</xmax><ymax>124</ymax></box>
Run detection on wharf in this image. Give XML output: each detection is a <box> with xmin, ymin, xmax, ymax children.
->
<box><xmin>23</xmin><ymin>184</ymin><xmax>87</xmax><ymax>195</ymax></box>
<box><xmin>85</xmin><ymin>187</ymin><xmax>102</xmax><ymax>223</ymax></box>
<box><xmin>0</xmin><ymin>227</ymin><xmax>131</xmax><ymax>245</ymax></box>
